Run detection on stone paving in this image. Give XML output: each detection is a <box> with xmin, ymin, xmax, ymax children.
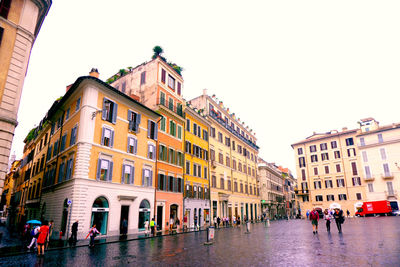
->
<box><xmin>0</xmin><ymin>217</ymin><xmax>399</xmax><ymax>267</ymax></box>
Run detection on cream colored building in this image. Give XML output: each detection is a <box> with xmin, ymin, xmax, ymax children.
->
<box><xmin>0</xmin><ymin>0</ymin><xmax>51</xmax><ymax>195</ymax></box>
<box><xmin>190</xmin><ymin>91</ymin><xmax>260</xmax><ymax>222</ymax></box>
<box><xmin>356</xmin><ymin>118</ymin><xmax>400</xmax><ymax>211</ymax></box>
<box><xmin>292</xmin><ymin>128</ymin><xmax>367</xmax><ymax>216</ymax></box>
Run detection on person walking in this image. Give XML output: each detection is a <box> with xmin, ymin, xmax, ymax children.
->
<box><xmin>70</xmin><ymin>220</ymin><xmax>79</xmax><ymax>243</ymax></box>
<box><xmin>150</xmin><ymin>218</ymin><xmax>156</xmax><ymax>236</ymax></box>
<box><xmin>45</xmin><ymin>220</ymin><xmax>54</xmax><ymax>250</ymax></box>
<box><xmin>217</xmin><ymin>217</ymin><xmax>221</xmax><ymax>229</ymax></box>
<box><xmin>27</xmin><ymin>225</ymin><xmax>40</xmax><ymax>250</ymax></box>
<box><xmin>37</xmin><ymin>220</ymin><xmax>49</xmax><ymax>256</ymax></box>
<box><xmin>333</xmin><ymin>209</ymin><xmax>344</xmax><ymax>233</ymax></box>
<box><xmin>309</xmin><ymin>208</ymin><xmax>319</xmax><ymax>234</ymax></box>
<box><xmin>346</xmin><ymin>210</ymin><xmax>350</xmax><ymax>218</ymax></box>
<box><xmin>121</xmin><ymin>218</ymin><xmax>128</xmax><ymax>236</ymax></box>
<box><xmin>87</xmin><ymin>224</ymin><xmax>100</xmax><ymax>248</ymax></box>
<box><xmin>144</xmin><ymin>220</ymin><xmax>149</xmax><ymax>236</ymax></box>
<box><xmin>237</xmin><ymin>216</ymin><xmax>241</xmax><ymax>227</ymax></box>
<box><xmin>324</xmin><ymin>209</ymin><xmax>332</xmax><ymax>232</ymax></box>
<box><xmin>213</xmin><ymin>217</ymin><xmax>217</xmax><ymax>228</ymax></box>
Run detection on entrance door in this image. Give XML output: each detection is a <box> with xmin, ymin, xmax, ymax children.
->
<box><xmin>157</xmin><ymin>206</ymin><xmax>163</xmax><ymax>230</ymax></box>
<box><xmin>198</xmin><ymin>208</ymin><xmax>202</xmax><ymax>227</ymax></box>
<box><xmin>60</xmin><ymin>199</ymin><xmax>68</xmax><ymax>236</ymax></box>
<box><xmin>120</xmin><ymin>205</ymin><xmax>129</xmax><ymax>234</ymax></box>
<box><xmin>228</xmin><ymin>207</ymin><xmax>232</xmax><ymax>223</ymax></box>
<box><xmin>138</xmin><ymin>200</ymin><xmax>151</xmax><ymax>231</ymax></box>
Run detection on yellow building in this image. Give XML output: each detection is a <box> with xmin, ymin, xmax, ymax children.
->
<box><xmin>39</xmin><ymin>69</ymin><xmax>160</xmax><ymax>239</ymax></box>
<box><xmin>292</xmin><ymin>128</ymin><xmax>367</xmax><ymax>216</ymax></box>
<box><xmin>356</xmin><ymin>118</ymin><xmax>400</xmax><ymax>211</ymax></box>
<box><xmin>1</xmin><ymin>159</ymin><xmax>20</xmax><ymax>220</ymax></box>
<box><xmin>183</xmin><ymin>104</ymin><xmax>210</xmax><ymax>229</ymax></box>
<box><xmin>190</xmin><ymin>91</ymin><xmax>260</xmax><ymax>222</ymax></box>
<box><xmin>0</xmin><ymin>0</ymin><xmax>51</xmax><ymax>196</ymax></box>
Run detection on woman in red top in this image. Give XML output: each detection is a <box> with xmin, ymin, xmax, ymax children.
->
<box><xmin>37</xmin><ymin>220</ymin><xmax>49</xmax><ymax>256</ymax></box>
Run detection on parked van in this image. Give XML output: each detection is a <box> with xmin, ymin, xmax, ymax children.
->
<box><xmin>355</xmin><ymin>201</ymin><xmax>392</xmax><ymax>217</ymax></box>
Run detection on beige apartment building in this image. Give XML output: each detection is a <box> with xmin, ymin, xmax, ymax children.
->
<box><xmin>0</xmin><ymin>0</ymin><xmax>51</xmax><ymax>196</ymax></box>
<box><xmin>292</xmin><ymin>128</ymin><xmax>367</xmax><ymax>216</ymax></box>
<box><xmin>356</xmin><ymin>118</ymin><xmax>400</xmax><ymax>211</ymax></box>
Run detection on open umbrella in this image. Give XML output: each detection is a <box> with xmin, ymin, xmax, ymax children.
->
<box><xmin>27</xmin><ymin>219</ymin><xmax>41</xmax><ymax>224</ymax></box>
<box><xmin>329</xmin><ymin>203</ymin><xmax>341</xmax><ymax>210</ymax></box>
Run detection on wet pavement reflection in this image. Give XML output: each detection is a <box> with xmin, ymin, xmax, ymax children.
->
<box><xmin>1</xmin><ymin>217</ymin><xmax>400</xmax><ymax>266</ymax></box>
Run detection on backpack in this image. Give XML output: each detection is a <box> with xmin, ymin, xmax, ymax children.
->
<box><xmin>310</xmin><ymin>211</ymin><xmax>318</xmax><ymax>220</ymax></box>
<box><xmin>31</xmin><ymin>229</ymin><xmax>36</xmax><ymax>237</ymax></box>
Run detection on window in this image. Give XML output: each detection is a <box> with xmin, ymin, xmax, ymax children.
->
<box><xmin>338</xmin><ymin>194</ymin><xmax>347</xmax><ymax>201</ymax></box>
<box><xmin>65</xmin><ymin>157</ymin><xmax>74</xmax><ymax>180</ymax></box>
<box><xmin>331</xmin><ymin>141</ymin><xmax>337</xmax><ymax>149</ymax></box>
<box><xmin>186</xmin><ymin>161</ymin><xmax>190</xmax><ymax>175</ymax></box>
<box><xmin>383</xmin><ymin>163</ymin><xmax>391</xmax><ymax>177</ymax></box>
<box><xmin>169</xmin><ymin>120</ymin><xmax>176</xmax><ymax>137</ymax></box>
<box><xmin>158</xmin><ymin>174</ymin><xmax>166</xmax><ymax>190</ymax></box>
<box><xmin>142</xmin><ymin>169</ymin><xmax>153</xmax><ymax>187</ymax></box>
<box><xmin>336</xmin><ymin>179</ymin><xmax>345</xmax><ymax>187</ymax></box>
<box><xmin>159</xmin><ymin>144</ymin><xmax>167</xmax><ymax>161</ymax></box>
<box><xmin>225</xmin><ymin>137</ymin><xmax>230</xmax><ymax>147</ymax></box>
<box><xmin>168</xmin><ymin>148</ymin><xmax>175</xmax><ymax>164</ymax></box>
<box><xmin>148</xmin><ymin>144</ymin><xmax>156</xmax><ymax>160</ymax></box>
<box><xmin>387</xmin><ymin>181</ymin><xmax>394</xmax><ymax>195</ymax></box>
<box><xmin>301</xmin><ymin>169</ymin><xmax>306</xmax><ymax>180</ymax></box>
<box><xmin>177</xmin><ymin>82</ymin><xmax>181</xmax><ymax>95</ymax></box>
<box><xmin>336</xmin><ymin>164</ymin><xmax>341</xmax><ymax>173</ymax></box>
<box><xmin>362</xmin><ymin>151</ymin><xmax>368</xmax><ymax>162</ymax></box>
<box><xmin>327</xmin><ymin>195</ymin><xmax>334</xmax><ymax>201</ymax></box>
<box><xmin>320</xmin><ymin>143</ymin><xmax>327</xmax><ymax>151</ymax></box>
<box><xmin>368</xmin><ymin>183</ymin><xmax>374</xmax><ymax>192</ymax></box>
<box><xmin>324</xmin><ymin>166</ymin><xmax>329</xmax><ymax>174</ymax></box>
<box><xmin>325</xmin><ymin>180</ymin><xmax>333</xmax><ymax>188</ymax></box>
<box><xmin>102</xmin><ymin>98</ymin><xmax>118</xmax><ymax>123</ymax></box>
<box><xmin>160</xmin><ymin>91</ymin><xmax>166</xmax><ymax>106</ymax></box>
<box><xmin>232</xmin><ymin>160</ymin><xmax>237</xmax><ymax>170</ymax></box>
<box><xmin>210</xmin><ymin>127</ymin><xmax>216</xmax><ymax>138</ymax></box>
<box><xmin>125</xmin><ymin>137</ymin><xmax>136</xmax><ymax>154</ymax></box>
<box><xmin>203</xmin><ymin>130</ymin><xmax>208</xmax><ymax>141</ymax></box>
<box><xmin>0</xmin><ymin>0</ymin><xmax>12</xmax><ymax>19</ymax></box>
<box><xmin>70</xmin><ymin>126</ymin><xmax>77</xmax><ymax>146</ymax></box>
<box><xmin>58</xmin><ymin>161</ymin><xmax>65</xmax><ymax>183</ymax></box>
<box><xmin>334</xmin><ymin>151</ymin><xmax>341</xmax><ymax>159</ymax></box>
<box><xmin>316</xmin><ymin>195</ymin><xmax>323</xmax><ymax>202</ymax></box>
<box><xmin>218</xmin><ymin>153</ymin><xmax>223</xmax><ymax>164</ymax></box>
<box><xmin>347</xmin><ymin>148</ymin><xmax>356</xmax><ymax>157</ymax></box>
<box><xmin>360</xmin><ymin>137</ymin><xmax>365</xmax><ymax>146</ymax></box>
<box><xmin>220</xmin><ymin>178</ymin><xmax>224</xmax><ymax>189</ymax></box>
<box><xmin>193</xmin><ymin>163</ymin><xmax>198</xmax><ymax>177</ymax></box>
<box><xmin>65</xmin><ymin>108</ymin><xmax>70</xmax><ymax>121</ymax></box>
<box><xmin>168</xmin><ymin>97</ymin><xmax>174</xmax><ymax>111</ymax></box>
<box><xmin>210</xmin><ymin>149</ymin><xmax>215</xmax><ymax>161</ymax></box>
<box><xmin>122</xmin><ymin>164</ymin><xmax>134</xmax><ymax>184</ymax></box>
<box><xmin>226</xmin><ymin>156</ymin><xmax>230</xmax><ymax>167</ymax></box>
<box><xmin>380</xmin><ymin>148</ymin><xmax>387</xmax><ymax>160</ymax></box>
<box><xmin>97</xmin><ymin>159</ymin><xmax>113</xmax><ymax>181</ymax></box>
<box><xmin>314</xmin><ymin>181</ymin><xmax>321</xmax><ymax>189</ymax></box>
<box><xmin>352</xmin><ymin>177</ymin><xmax>361</xmax><ymax>186</ymax></box>
<box><xmin>186</xmin><ymin>119</ymin><xmax>190</xmax><ymax>131</ymax></box>
<box><xmin>160</xmin><ymin>116</ymin><xmax>166</xmax><ymax>132</ymax></box>
<box><xmin>218</xmin><ymin>132</ymin><xmax>223</xmax><ymax>143</ymax></box>
<box><xmin>313</xmin><ymin>167</ymin><xmax>318</xmax><ymax>175</ymax></box>
<box><xmin>351</xmin><ymin>162</ymin><xmax>358</xmax><ymax>175</ymax></box>
<box><xmin>128</xmin><ymin>110</ymin><xmax>141</xmax><ymax>133</ymax></box>
<box><xmin>378</xmin><ymin>133</ymin><xmax>383</xmax><ymax>143</ymax></box>
<box><xmin>101</xmin><ymin>128</ymin><xmax>114</xmax><ymax>147</ymax></box>
<box><xmin>204</xmin><ymin>167</ymin><xmax>208</xmax><ymax>179</ymax></box>
<box><xmin>310</xmin><ymin>145</ymin><xmax>317</xmax><ymax>153</ymax></box>
<box><xmin>311</xmin><ymin>155</ymin><xmax>318</xmax><ymax>162</ymax></box>
<box><xmin>321</xmin><ymin>153</ymin><xmax>329</xmax><ymax>161</ymax></box>
<box><xmin>345</xmin><ymin>138</ymin><xmax>354</xmax><ymax>146</ymax></box>
<box><xmin>212</xmin><ymin>175</ymin><xmax>217</xmax><ymax>188</ymax></box>
<box><xmin>168</xmin><ymin>75</ymin><xmax>175</xmax><ymax>89</ymax></box>
<box><xmin>148</xmin><ymin>120</ymin><xmax>158</xmax><ymax>140</ymax></box>
<box><xmin>364</xmin><ymin>166</ymin><xmax>371</xmax><ymax>178</ymax></box>
<box><xmin>297</xmin><ymin>148</ymin><xmax>303</xmax><ymax>155</ymax></box>
<box><xmin>177</xmin><ymin>125</ymin><xmax>182</xmax><ymax>139</ymax></box>
<box><xmin>240</xmin><ymin>183</ymin><xmax>243</xmax><ymax>193</ymax></box>
<box><xmin>76</xmin><ymin>97</ymin><xmax>81</xmax><ymax>111</ymax></box>
<box><xmin>356</xmin><ymin>193</ymin><xmax>362</xmax><ymax>200</ymax></box>
<box><xmin>0</xmin><ymin>27</ymin><xmax>3</xmax><ymax>46</ymax></box>
<box><xmin>161</xmin><ymin>69</ymin><xmax>166</xmax><ymax>83</ymax></box>
<box><xmin>299</xmin><ymin>157</ymin><xmax>306</xmax><ymax>167</ymax></box>
<box><xmin>140</xmin><ymin>71</ymin><xmax>146</xmax><ymax>85</ymax></box>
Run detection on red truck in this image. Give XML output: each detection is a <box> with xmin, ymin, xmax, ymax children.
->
<box><xmin>355</xmin><ymin>200</ymin><xmax>392</xmax><ymax>216</ymax></box>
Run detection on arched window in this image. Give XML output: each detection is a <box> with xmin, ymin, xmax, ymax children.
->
<box><xmin>91</xmin><ymin>197</ymin><xmax>109</xmax><ymax>235</ymax></box>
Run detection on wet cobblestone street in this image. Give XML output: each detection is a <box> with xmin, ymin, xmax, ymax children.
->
<box><xmin>1</xmin><ymin>217</ymin><xmax>399</xmax><ymax>267</ymax></box>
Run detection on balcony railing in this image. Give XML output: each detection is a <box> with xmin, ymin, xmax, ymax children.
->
<box><xmin>363</xmin><ymin>175</ymin><xmax>375</xmax><ymax>181</ymax></box>
<box><xmin>381</xmin><ymin>173</ymin><xmax>394</xmax><ymax>179</ymax></box>
<box><xmin>294</xmin><ymin>188</ymin><xmax>309</xmax><ymax>195</ymax></box>
<box><xmin>385</xmin><ymin>190</ymin><xmax>397</xmax><ymax>198</ymax></box>
<box><xmin>209</xmin><ymin>110</ymin><xmax>259</xmax><ymax>150</ymax></box>
<box><xmin>157</xmin><ymin>97</ymin><xmax>183</xmax><ymax>117</ymax></box>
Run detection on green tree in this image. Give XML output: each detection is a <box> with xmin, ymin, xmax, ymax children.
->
<box><xmin>152</xmin><ymin>46</ymin><xmax>164</xmax><ymax>59</ymax></box>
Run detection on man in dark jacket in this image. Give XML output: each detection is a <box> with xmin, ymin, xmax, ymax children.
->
<box><xmin>333</xmin><ymin>209</ymin><xmax>344</xmax><ymax>233</ymax></box>
<box><xmin>71</xmin><ymin>220</ymin><xmax>79</xmax><ymax>243</ymax></box>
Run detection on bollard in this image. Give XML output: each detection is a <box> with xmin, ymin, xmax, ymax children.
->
<box><xmin>267</xmin><ymin>219</ymin><xmax>270</xmax><ymax>226</ymax></box>
<box><xmin>204</xmin><ymin>226</ymin><xmax>214</xmax><ymax>245</ymax></box>
<box><xmin>245</xmin><ymin>222</ymin><xmax>251</xmax><ymax>234</ymax></box>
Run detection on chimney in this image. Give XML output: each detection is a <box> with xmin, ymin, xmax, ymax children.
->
<box><xmin>130</xmin><ymin>94</ymin><xmax>140</xmax><ymax>102</ymax></box>
<box><xmin>89</xmin><ymin>68</ymin><xmax>99</xmax><ymax>78</ymax></box>
<box><xmin>227</xmin><ymin>108</ymin><xmax>230</xmax><ymax>113</ymax></box>
<box><xmin>203</xmin><ymin>89</ymin><xmax>208</xmax><ymax>96</ymax></box>
<box><xmin>342</xmin><ymin>127</ymin><xmax>348</xmax><ymax>131</ymax></box>
<box><xmin>219</xmin><ymin>101</ymin><xmax>223</xmax><ymax>108</ymax></box>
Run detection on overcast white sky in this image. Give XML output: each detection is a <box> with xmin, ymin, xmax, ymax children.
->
<box><xmin>11</xmin><ymin>0</ymin><xmax>400</xmax><ymax>174</ymax></box>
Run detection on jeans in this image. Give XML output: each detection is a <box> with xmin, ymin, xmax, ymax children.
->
<box><xmin>326</xmin><ymin>220</ymin><xmax>331</xmax><ymax>232</ymax></box>
<box><xmin>336</xmin><ymin>220</ymin><xmax>342</xmax><ymax>233</ymax></box>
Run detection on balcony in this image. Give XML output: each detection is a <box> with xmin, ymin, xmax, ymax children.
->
<box><xmin>157</xmin><ymin>97</ymin><xmax>183</xmax><ymax>117</ymax></box>
<box><xmin>385</xmin><ymin>190</ymin><xmax>397</xmax><ymax>198</ymax></box>
<box><xmin>294</xmin><ymin>188</ymin><xmax>309</xmax><ymax>196</ymax></box>
<box><xmin>363</xmin><ymin>175</ymin><xmax>375</xmax><ymax>181</ymax></box>
<box><xmin>209</xmin><ymin>110</ymin><xmax>259</xmax><ymax>150</ymax></box>
<box><xmin>381</xmin><ymin>173</ymin><xmax>394</xmax><ymax>180</ymax></box>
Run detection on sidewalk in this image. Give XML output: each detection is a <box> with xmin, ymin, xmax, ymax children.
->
<box><xmin>0</xmin><ymin>226</ymin><xmax>210</xmax><ymax>258</ymax></box>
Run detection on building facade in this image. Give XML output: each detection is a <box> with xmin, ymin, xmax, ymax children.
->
<box><xmin>0</xmin><ymin>0</ymin><xmax>51</xmax><ymax>195</ymax></box>
<box><xmin>356</xmin><ymin>118</ymin><xmax>400</xmax><ymax>211</ymax></box>
<box><xmin>39</xmin><ymin>72</ymin><xmax>160</xmax><ymax>239</ymax></box>
<box><xmin>292</xmin><ymin>128</ymin><xmax>367</xmax><ymax>216</ymax></box>
<box><xmin>183</xmin><ymin>104</ymin><xmax>210</xmax><ymax>229</ymax></box>
<box><xmin>110</xmin><ymin>57</ymin><xmax>185</xmax><ymax>231</ymax></box>
<box><xmin>190</xmin><ymin>92</ymin><xmax>260</xmax><ymax>222</ymax></box>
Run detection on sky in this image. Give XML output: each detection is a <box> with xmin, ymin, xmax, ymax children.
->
<box><xmin>10</xmin><ymin>0</ymin><xmax>400</xmax><ymax>175</ymax></box>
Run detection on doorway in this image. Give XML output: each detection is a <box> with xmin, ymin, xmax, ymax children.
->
<box><xmin>138</xmin><ymin>200</ymin><xmax>151</xmax><ymax>231</ymax></box>
<box><xmin>157</xmin><ymin>206</ymin><xmax>163</xmax><ymax>230</ymax></box>
<box><xmin>120</xmin><ymin>205</ymin><xmax>129</xmax><ymax>235</ymax></box>
<box><xmin>60</xmin><ymin>199</ymin><xmax>68</xmax><ymax>236</ymax></box>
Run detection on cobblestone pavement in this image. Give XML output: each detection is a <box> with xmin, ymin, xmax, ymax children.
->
<box><xmin>0</xmin><ymin>217</ymin><xmax>399</xmax><ymax>267</ymax></box>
